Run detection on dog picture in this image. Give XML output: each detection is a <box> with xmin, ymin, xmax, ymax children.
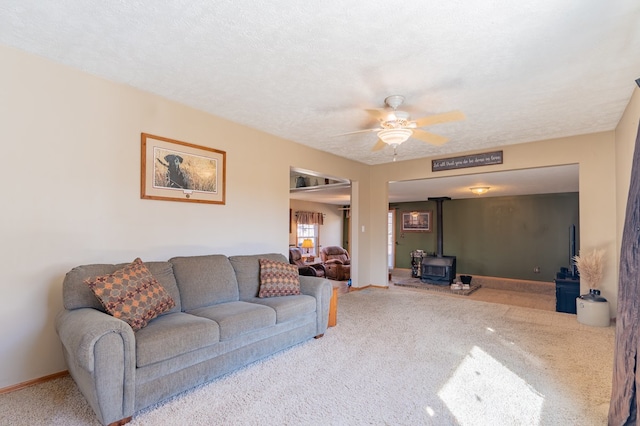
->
<box><xmin>151</xmin><ymin>146</ymin><xmax>218</xmax><ymax>194</ymax></box>
<box><xmin>142</xmin><ymin>133</ymin><xmax>225</xmax><ymax>204</ymax></box>
<box><xmin>156</xmin><ymin>154</ymin><xmax>191</xmax><ymax>189</ymax></box>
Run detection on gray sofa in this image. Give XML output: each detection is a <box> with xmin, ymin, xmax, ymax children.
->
<box><xmin>55</xmin><ymin>253</ymin><xmax>332</xmax><ymax>426</ymax></box>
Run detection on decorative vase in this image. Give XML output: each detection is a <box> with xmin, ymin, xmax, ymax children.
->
<box><xmin>579</xmin><ymin>288</ymin><xmax>607</xmax><ymax>302</ymax></box>
<box><xmin>576</xmin><ymin>288</ymin><xmax>610</xmax><ymax>327</ymax></box>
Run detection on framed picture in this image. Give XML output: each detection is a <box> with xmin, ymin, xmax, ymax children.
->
<box><xmin>141</xmin><ymin>133</ymin><xmax>226</xmax><ymax>204</ymax></box>
<box><xmin>402</xmin><ymin>211</ymin><xmax>432</xmax><ymax>232</ymax></box>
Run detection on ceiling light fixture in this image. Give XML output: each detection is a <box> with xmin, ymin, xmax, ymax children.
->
<box><xmin>377</xmin><ymin>128</ymin><xmax>413</xmax><ymax>146</ymax></box>
<box><xmin>378</xmin><ymin>128</ymin><xmax>413</xmax><ymax>162</ymax></box>
<box><xmin>470</xmin><ymin>186</ymin><xmax>490</xmax><ymax>195</ymax></box>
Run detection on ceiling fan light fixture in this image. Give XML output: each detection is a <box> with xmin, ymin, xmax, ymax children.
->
<box><xmin>378</xmin><ymin>128</ymin><xmax>413</xmax><ymax>146</ymax></box>
<box><xmin>384</xmin><ymin>95</ymin><xmax>405</xmax><ymax>110</ymax></box>
<box><xmin>470</xmin><ymin>186</ymin><xmax>490</xmax><ymax>195</ymax></box>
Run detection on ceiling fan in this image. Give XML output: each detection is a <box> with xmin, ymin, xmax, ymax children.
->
<box><xmin>340</xmin><ymin>95</ymin><xmax>465</xmax><ymax>160</ymax></box>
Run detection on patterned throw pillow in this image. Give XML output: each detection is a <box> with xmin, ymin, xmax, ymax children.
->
<box><xmin>84</xmin><ymin>258</ymin><xmax>176</xmax><ymax>331</ymax></box>
<box><xmin>258</xmin><ymin>258</ymin><xmax>301</xmax><ymax>298</ymax></box>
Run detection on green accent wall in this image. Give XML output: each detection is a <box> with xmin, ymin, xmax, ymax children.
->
<box><xmin>391</xmin><ymin>193</ymin><xmax>579</xmax><ymax>282</ymax></box>
<box><xmin>342</xmin><ymin>208</ymin><xmax>349</xmax><ymax>250</ymax></box>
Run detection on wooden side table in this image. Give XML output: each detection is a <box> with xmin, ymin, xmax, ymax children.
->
<box><xmin>328</xmin><ymin>286</ymin><xmax>338</xmax><ymax>327</ymax></box>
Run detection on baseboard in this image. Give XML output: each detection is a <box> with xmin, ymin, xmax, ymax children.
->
<box><xmin>0</xmin><ymin>370</ymin><xmax>68</xmax><ymax>395</ymax></box>
<box><xmin>350</xmin><ymin>284</ymin><xmax>388</xmax><ymax>291</ymax></box>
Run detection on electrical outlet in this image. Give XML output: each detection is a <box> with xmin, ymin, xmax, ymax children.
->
<box><xmin>533</xmin><ymin>266</ymin><xmax>541</xmax><ymax>273</ymax></box>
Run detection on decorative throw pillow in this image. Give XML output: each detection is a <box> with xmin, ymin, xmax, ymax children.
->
<box><xmin>258</xmin><ymin>258</ymin><xmax>301</xmax><ymax>298</ymax></box>
<box><xmin>84</xmin><ymin>258</ymin><xmax>176</xmax><ymax>331</ymax></box>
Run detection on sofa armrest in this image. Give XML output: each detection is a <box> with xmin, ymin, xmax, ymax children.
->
<box><xmin>56</xmin><ymin>308</ymin><xmax>134</xmax><ymax>372</ymax></box>
<box><xmin>312</xmin><ymin>263</ymin><xmax>326</xmax><ymax>274</ymax></box>
<box><xmin>297</xmin><ymin>265</ymin><xmax>317</xmax><ymax>276</ymax></box>
<box><xmin>56</xmin><ymin>308</ymin><xmax>136</xmax><ymax>425</ymax></box>
<box><xmin>299</xmin><ymin>276</ymin><xmax>332</xmax><ymax>335</ymax></box>
<box><xmin>324</xmin><ymin>259</ymin><xmax>344</xmax><ymax>265</ymax></box>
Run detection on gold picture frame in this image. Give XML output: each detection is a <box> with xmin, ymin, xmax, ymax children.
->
<box><xmin>141</xmin><ymin>133</ymin><xmax>226</xmax><ymax>204</ymax></box>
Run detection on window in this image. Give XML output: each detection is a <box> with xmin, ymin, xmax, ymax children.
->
<box><xmin>297</xmin><ymin>223</ymin><xmax>318</xmax><ymax>257</ymax></box>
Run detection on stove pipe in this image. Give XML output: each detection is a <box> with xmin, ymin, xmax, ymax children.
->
<box><xmin>428</xmin><ymin>197</ymin><xmax>451</xmax><ymax>257</ymax></box>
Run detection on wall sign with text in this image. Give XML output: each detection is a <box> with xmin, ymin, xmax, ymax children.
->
<box><xmin>432</xmin><ymin>150</ymin><xmax>503</xmax><ymax>172</ymax></box>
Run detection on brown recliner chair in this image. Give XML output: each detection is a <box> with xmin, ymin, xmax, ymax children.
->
<box><xmin>289</xmin><ymin>247</ymin><xmax>326</xmax><ymax>277</ymax></box>
<box><xmin>320</xmin><ymin>246</ymin><xmax>351</xmax><ymax>281</ymax></box>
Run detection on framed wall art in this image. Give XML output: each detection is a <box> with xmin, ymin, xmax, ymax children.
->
<box><xmin>402</xmin><ymin>211</ymin><xmax>432</xmax><ymax>232</ymax></box>
<box><xmin>141</xmin><ymin>133</ymin><xmax>226</xmax><ymax>204</ymax></box>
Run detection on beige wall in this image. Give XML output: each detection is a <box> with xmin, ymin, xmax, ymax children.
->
<box><xmin>615</xmin><ymin>87</ymin><xmax>640</xmax><ymax>295</ymax></box>
<box><xmin>0</xmin><ymin>44</ymin><xmax>368</xmax><ymax>388</ymax></box>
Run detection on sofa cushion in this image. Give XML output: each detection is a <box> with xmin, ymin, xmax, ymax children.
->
<box><xmin>188</xmin><ymin>301</ymin><xmax>276</xmax><ymax>341</ymax></box>
<box><xmin>247</xmin><ymin>295</ymin><xmax>316</xmax><ymax>324</ymax></box>
<box><xmin>229</xmin><ymin>253</ymin><xmax>289</xmax><ymax>300</ymax></box>
<box><xmin>169</xmin><ymin>255</ymin><xmax>239</xmax><ymax>311</ymax></box>
<box><xmin>84</xmin><ymin>258</ymin><xmax>176</xmax><ymax>331</ymax></box>
<box><xmin>258</xmin><ymin>258</ymin><xmax>301</xmax><ymax>298</ymax></box>
<box><xmin>63</xmin><ymin>261</ymin><xmax>181</xmax><ymax>314</ymax></box>
<box><xmin>135</xmin><ymin>312</ymin><xmax>220</xmax><ymax>368</ymax></box>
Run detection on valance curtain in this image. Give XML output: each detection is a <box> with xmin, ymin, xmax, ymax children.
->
<box><xmin>296</xmin><ymin>211</ymin><xmax>324</xmax><ymax>225</ymax></box>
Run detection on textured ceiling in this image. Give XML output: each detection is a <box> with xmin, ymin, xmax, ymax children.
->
<box><xmin>1</xmin><ymin>1</ymin><xmax>639</xmax><ymax>165</ymax></box>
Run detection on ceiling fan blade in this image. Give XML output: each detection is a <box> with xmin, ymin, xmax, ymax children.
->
<box><xmin>412</xmin><ymin>129</ymin><xmax>449</xmax><ymax>146</ymax></box>
<box><xmin>333</xmin><ymin>128</ymin><xmax>381</xmax><ymax>137</ymax></box>
<box><xmin>365</xmin><ymin>108</ymin><xmax>387</xmax><ymax>120</ymax></box>
<box><xmin>372</xmin><ymin>139</ymin><xmax>387</xmax><ymax>151</ymax></box>
<box><xmin>413</xmin><ymin>110</ymin><xmax>465</xmax><ymax>128</ymax></box>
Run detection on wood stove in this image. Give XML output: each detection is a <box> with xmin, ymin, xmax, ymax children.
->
<box><xmin>421</xmin><ymin>197</ymin><xmax>456</xmax><ymax>285</ymax></box>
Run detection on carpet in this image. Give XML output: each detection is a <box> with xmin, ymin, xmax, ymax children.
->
<box><xmin>0</xmin><ymin>289</ymin><xmax>614</xmax><ymax>425</ymax></box>
<box><xmin>395</xmin><ymin>277</ymin><xmax>482</xmax><ymax>296</ymax></box>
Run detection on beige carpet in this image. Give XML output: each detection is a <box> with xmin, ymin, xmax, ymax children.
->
<box><xmin>0</xmin><ymin>289</ymin><xmax>614</xmax><ymax>425</ymax></box>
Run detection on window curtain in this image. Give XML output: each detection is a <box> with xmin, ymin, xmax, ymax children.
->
<box><xmin>609</xmin><ymin>120</ymin><xmax>640</xmax><ymax>425</ymax></box>
<box><xmin>296</xmin><ymin>211</ymin><xmax>324</xmax><ymax>225</ymax></box>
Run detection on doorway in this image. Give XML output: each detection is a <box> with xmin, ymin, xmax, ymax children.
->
<box><xmin>289</xmin><ymin>167</ymin><xmax>352</xmax><ymax>259</ymax></box>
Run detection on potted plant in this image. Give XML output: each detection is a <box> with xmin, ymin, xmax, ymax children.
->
<box><xmin>573</xmin><ymin>248</ymin><xmax>606</xmax><ymax>301</ymax></box>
